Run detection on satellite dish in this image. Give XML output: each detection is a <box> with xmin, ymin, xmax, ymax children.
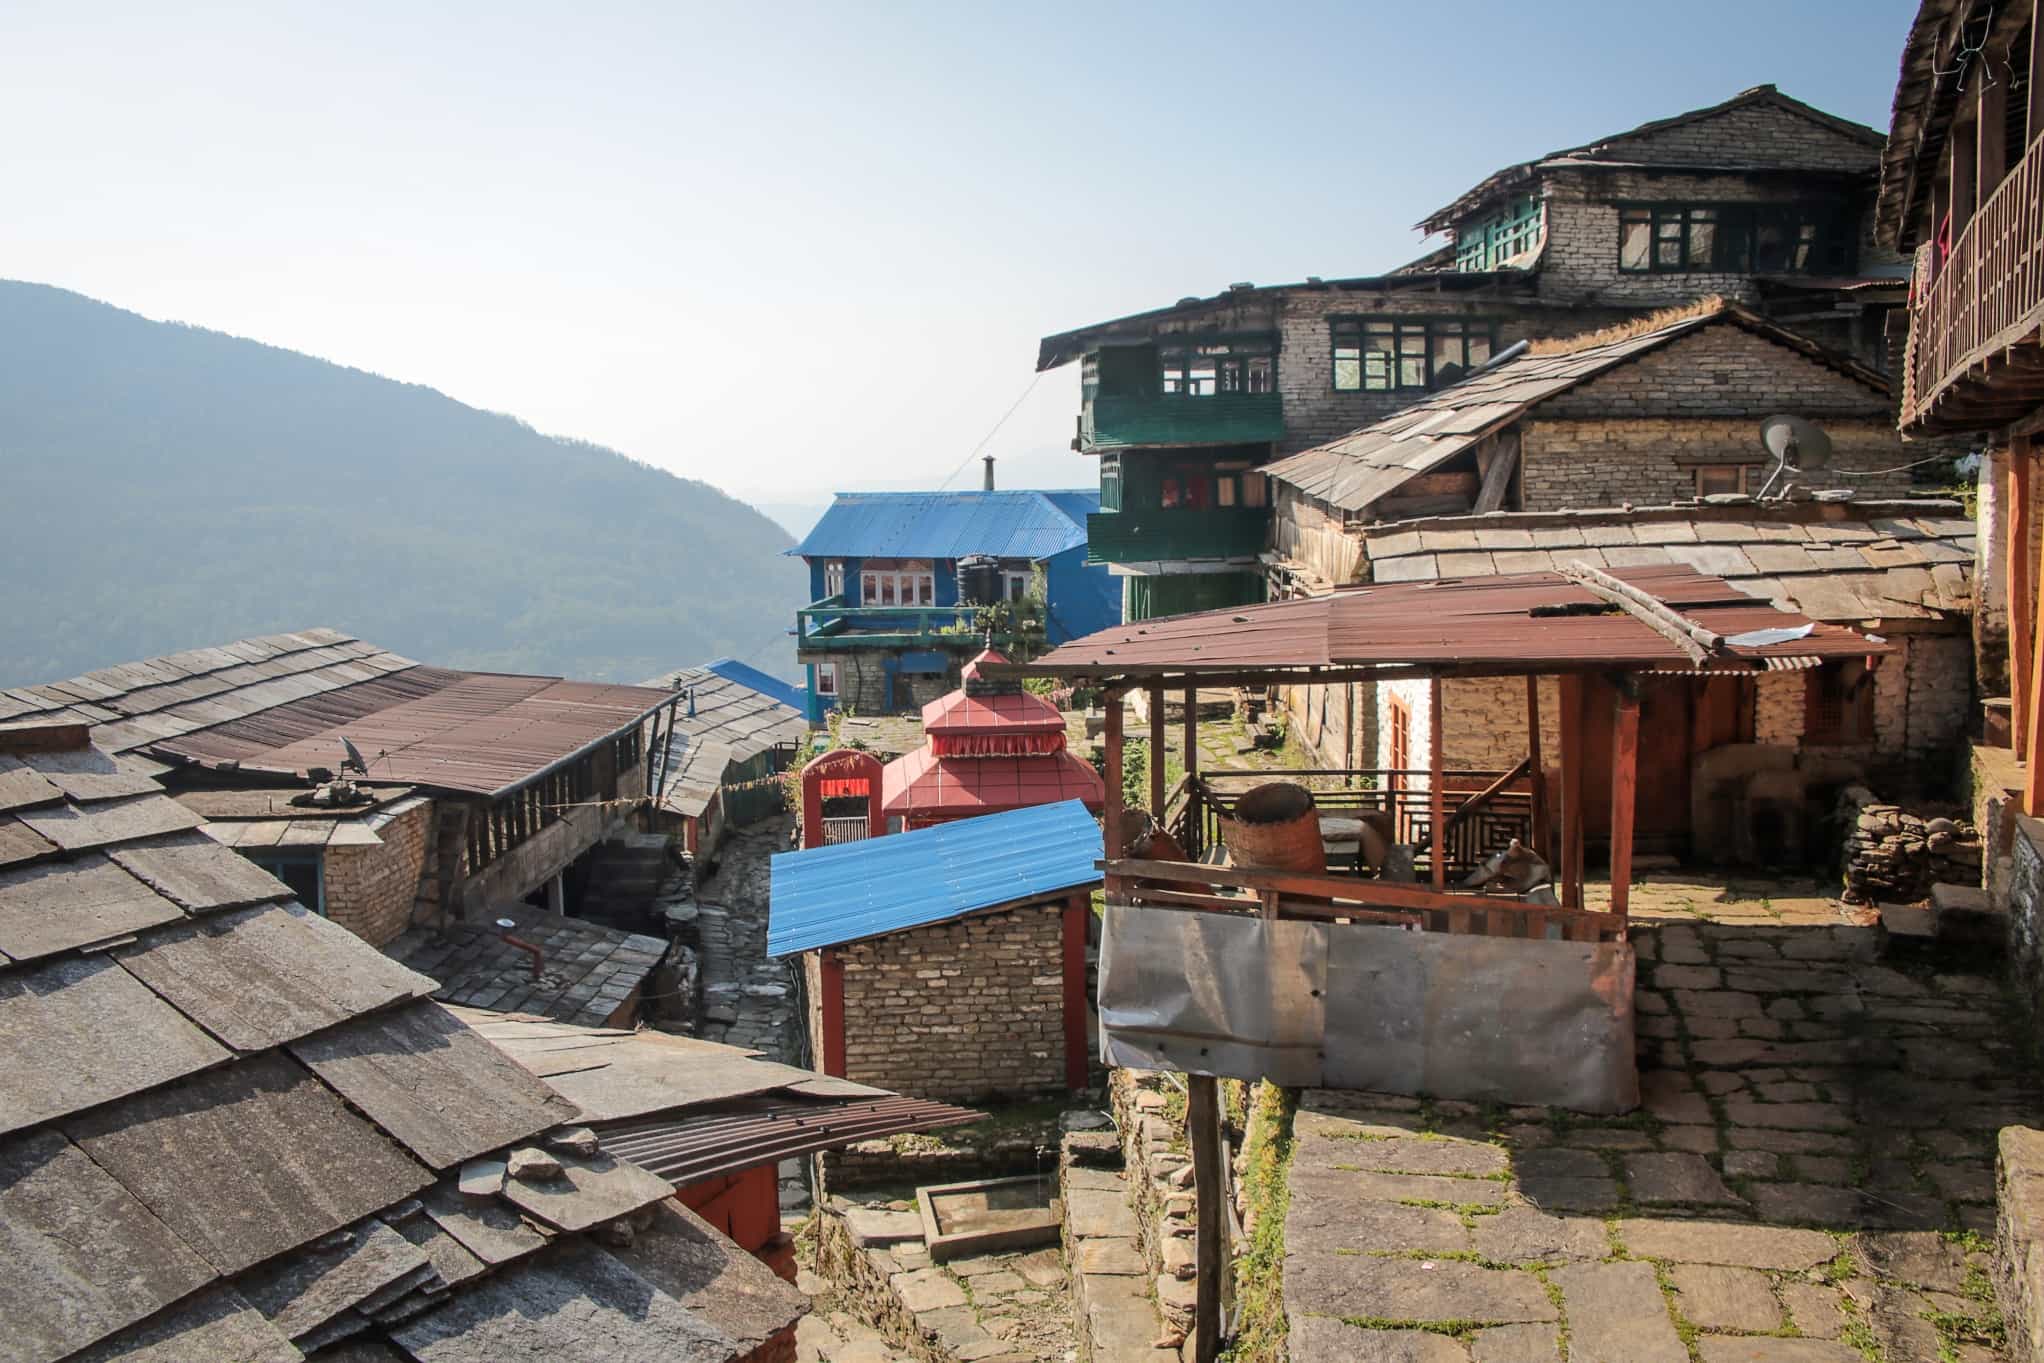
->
<box><xmin>340</xmin><ymin>736</ymin><xmax>369</xmax><ymax>775</ymax></box>
<box><xmin>1756</xmin><ymin>414</ymin><xmax>1834</xmax><ymax>500</ymax></box>
<box><xmin>1760</xmin><ymin>414</ymin><xmax>1833</xmax><ymax>470</ymax></box>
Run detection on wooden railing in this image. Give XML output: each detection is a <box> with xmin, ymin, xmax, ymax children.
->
<box><xmin>1162</xmin><ymin>768</ymin><xmax>1534</xmax><ymax>878</ymax></box>
<box><xmin>1903</xmin><ymin>132</ymin><xmax>2044</xmax><ymax>426</ymax></box>
<box><xmin>1101</xmin><ymin>858</ymin><xmax>1623</xmax><ymax>942</ymax></box>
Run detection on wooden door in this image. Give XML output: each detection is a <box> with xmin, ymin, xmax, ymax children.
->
<box><xmin>1579</xmin><ymin>676</ymin><xmax>1694</xmax><ymax>855</ymax></box>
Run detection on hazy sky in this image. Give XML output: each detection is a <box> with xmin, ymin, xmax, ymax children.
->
<box><xmin>3</xmin><ymin>1</ymin><xmax>1918</xmax><ymax>511</ymax></box>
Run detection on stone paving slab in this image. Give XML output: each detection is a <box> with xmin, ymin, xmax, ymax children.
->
<box><xmin>1278</xmin><ymin>879</ymin><xmax>2027</xmax><ymax>1363</ymax></box>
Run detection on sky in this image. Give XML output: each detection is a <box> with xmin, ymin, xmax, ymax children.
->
<box><xmin>2</xmin><ymin>0</ymin><xmax>1921</xmax><ymax>520</ymax></box>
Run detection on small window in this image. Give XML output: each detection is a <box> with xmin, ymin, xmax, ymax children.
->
<box><xmin>815</xmin><ymin>662</ymin><xmax>839</xmax><ymax>698</ymax></box>
<box><xmin>243</xmin><ymin>850</ymin><xmax>323</xmax><ymax>916</ymax></box>
<box><xmin>1160</xmin><ymin>336</ymin><xmax>1276</xmax><ymax>397</ymax></box>
<box><xmin>1240</xmin><ymin>472</ymin><xmax>1268</xmax><ymax>509</ymax></box>
<box><xmin>1693</xmin><ymin>464</ymin><xmax>1762</xmax><ymax>496</ymax></box>
<box><xmin>1618</xmin><ymin>202</ymin><xmax>1854</xmax><ymax>275</ymax></box>
<box><xmin>859</xmin><ymin>571</ymin><xmax>877</xmax><ymax>605</ymax></box>
<box><xmin>1805</xmin><ymin>662</ymin><xmax>1876</xmax><ymax>745</ymax></box>
<box><xmin>1002</xmin><ymin>570</ymin><xmax>1033</xmax><ymax>602</ymax></box>
<box><xmin>1216</xmin><ymin>477</ymin><xmax>1237</xmax><ymax>508</ymax></box>
<box><xmin>1161</xmin><ymin>477</ymin><xmax>1181</xmax><ymax>509</ymax></box>
<box><xmin>824</xmin><ymin>561</ymin><xmax>845</xmax><ymax>597</ymax></box>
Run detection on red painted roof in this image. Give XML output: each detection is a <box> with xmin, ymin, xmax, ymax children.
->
<box><xmin>881</xmin><ymin>745</ymin><xmax>1105</xmax><ymax>817</ymax></box>
<box><xmin>921</xmin><ymin>686</ymin><xmax>1066</xmax><ymax>736</ymax></box>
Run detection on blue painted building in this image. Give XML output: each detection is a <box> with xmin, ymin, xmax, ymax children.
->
<box><xmin>790</xmin><ymin>489</ymin><xmax>1120</xmax><ymax>721</ymax></box>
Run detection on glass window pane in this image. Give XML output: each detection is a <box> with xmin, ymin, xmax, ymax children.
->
<box><xmin>1247</xmin><ymin>355</ymin><xmax>1273</xmax><ymax>394</ymax></box>
<box><xmin>1216</xmin><ymin>477</ymin><xmax>1236</xmax><ymax>507</ymax></box>
<box><xmin>1432</xmin><ymin>332</ymin><xmax>1464</xmax><ymax>382</ymax></box>
<box><xmin>1687</xmin><ymin>219</ymin><xmax>1716</xmax><ymax>267</ymax></box>
<box><xmin>1467</xmin><ymin>333</ymin><xmax>1492</xmax><ymax>366</ymax></box>
<box><xmin>1241</xmin><ymin>473</ymin><xmax>1268</xmax><ymax>508</ymax></box>
<box><xmin>1620</xmin><ymin>220</ymin><xmax>1651</xmax><ymax>271</ymax></box>
<box><xmin>1334</xmin><ymin>355</ymin><xmax>1362</xmax><ymax>390</ymax></box>
<box><xmin>1398</xmin><ymin>353</ymin><xmax>1427</xmax><ymax>388</ymax></box>
<box><xmin>1364</xmin><ymin>352</ymin><xmax>1392</xmax><ymax>391</ymax></box>
<box><xmin>1188</xmin><ymin>361</ymin><xmax>1217</xmax><ymax>396</ymax></box>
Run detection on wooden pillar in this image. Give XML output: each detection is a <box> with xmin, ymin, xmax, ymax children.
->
<box><xmin>1525</xmin><ymin>675</ymin><xmax>1549</xmax><ymax>864</ymax></box>
<box><xmin>2012</xmin><ymin>439</ymin><xmax>2033</xmax><ymax>754</ymax></box>
<box><xmin>1061</xmin><ymin>894</ymin><xmax>1090</xmax><ymax>1091</ymax></box>
<box><xmin>1187</xmin><ymin>1074</ymin><xmax>1225</xmax><ymax>1363</ymax></box>
<box><xmin>2032</xmin><ymin>17</ymin><xmax>2044</xmax><ymax>146</ymax></box>
<box><xmin>1148</xmin><ymin>681</ymin><xmax>1167</xmax><ymax>817</ymax></box>
<box><xmin>818</xmin><ymin>950</ymin><xmax>847</xmax><ymax>1078</ymax></box>
<box><xmin>1103</xmin><ymin>687</ymin><xmax>1125</xmax><ymax>861</ymax></box>
<box><xmin>1557</xmin><ymin>674</ymin><xmax>1585</xmax><ymax>910</ymax></box>
<box><xmin>1609</xmin><ymin>686</ymin><xmax>1641</xmax><ymax>922</ymax></box>
<box><xmin>1952</xmin><ymin>117</ymin><xmax>1977</xmax><ymax>240</ymax></box>
<box><xmin>1982</xmin><ymin>55</ymin><xmax>2009</xmax><ymax>202</ymax></box>
<box><xmin>2028</xmin><ymin>554</ymin><xmax>2044</xmax><ymax>814</ymax></box>
<box><xmin>1429</xmin><ymin>676</ymin><xmax>1446</xmax><ymax>891</ymax></box>
<box><xmin>1183</xmin><ymin>685</ymin><xmax>1199</xmax><ymax>779</ymax></box>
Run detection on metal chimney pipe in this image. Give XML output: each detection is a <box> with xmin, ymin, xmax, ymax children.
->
<box><xmin>982</xmin><ymin>454</ymin><xmax>995</xmax><ymax>491</ymax></box>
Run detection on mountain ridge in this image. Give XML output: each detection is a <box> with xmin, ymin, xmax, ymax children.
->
<box><xmin>0</xmin><ymin>280</ymin><xmax>805</xmax><ymax>687</ymax></box>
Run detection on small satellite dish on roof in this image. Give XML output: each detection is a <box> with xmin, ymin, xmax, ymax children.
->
<box><xmin>340</xmin><ymin>736</ymin><xmax>369</xmax><ymax>775</ymax></box>
<box><xmin>1756</xmin><ymin>414</ymin><xmax>1834</xmax><ymax>499</ymax></box>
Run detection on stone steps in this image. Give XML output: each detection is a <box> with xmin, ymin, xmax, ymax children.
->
<box><xmin>1061</xmin><ymin>1133</ymin><xmax>1180</xmax><ymax>1363</ymax></box>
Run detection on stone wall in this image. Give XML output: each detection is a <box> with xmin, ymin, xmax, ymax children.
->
<box><xmin>1836</xmin><ymin>786</ymin><xmax>1985</xmax><ymax>905</ymax></box>
<box><xmin>324</xmin><ymin>797</ymin><xmax>433</xmax><ymax>948</ymax></box>
<box><xmin>2010</xmin><ymin>818</ymin><xmax>2044</xmax><ymax>1015</ymax></box>
<box><xmin>1520</xmin><ymin>416</ymin><xmax>1913</xmax><ymax>511</ymax></box>
<box><xmin>806</xmin><ymin>650</ymin><xmax>962</xmax><ymax>718</ymax></box>
<box><xmin>828</xmin><ymin>904</ymin><xmax>1069</xmax><ymax>1104</ymax></box>
<box><xmin>1998</xmin><ymin>1125</ymin><xmax>2044</xmax><ymax>1363</ymax></box>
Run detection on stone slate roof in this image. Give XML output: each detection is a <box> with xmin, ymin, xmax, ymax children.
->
<box><xmin>387</xmin><ymin>906</ymin><xmax>669</xmax><ymax>1028</ymax></box>
<box><xmin>1263</xmin><ymin>304</ymin><xmax>1891</xmax><ymax>514</ymax></box>
<box><xmin>640</xmin><ymin>665</ymin><xmax>806</xmax><ymax>819</ymax></box>
<box><xmin>1358</xmin><ymin>499</ymin><xmax>1974</xmax><ymax>625</ymax></box>
<box><xmin>0</xmin><ymin>719</ymin><xmax>762</xmax><ymax>1363</ymax></box>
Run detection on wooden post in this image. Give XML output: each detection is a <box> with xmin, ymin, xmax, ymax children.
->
<box><xmin>1429</xmin><ymin>676</ymin><xmax>1446</xmax><ymax>891</ymax></box>
<box><xmin>1981</xmin><ymin>56</ymin><xmax>2009</xmax><ymax>208</ymax></box>
<box><xmin>1525</xmin><ymin>675</ymin><xmax>1548</xmax><ymax>863</ymax></box>
<box><xmin>1061</xmin><ymin>894</ymin><xmax>1090</xmax><ymax>1091</ymax></box>
<box><xmin>1103</xmin><ymin>687</ymin><xmax>1125</xmax><ymax>861</ymax></box>
<box><xmin>1952</xmin><ymin>119</ymin><xmax>1977</xmax><ymax>240</ymax></box>
<box><xmin>2028</xmin><ymin>554</ymin><xmax>2044</xmax><ymax>814</ymax></box>
<box><xmin>2012</xmin><ymin>440</ymin><xmax>2033</xmax><ymax>754</ymax></box>
<box><xmin>1187</xmin><ymin>1074</ymin><xmax>1225</xmax><ymax>1363</ymax></box>
<box><xmin>1148</xmin><ymin>681</ymin><xmax>1167</xmax><ymax>818</ymax></box>
<box><xmin>2032</xmin><ymin>17</ymin><xmax>2044</xmax><ymax>146</ymax></box>
<box><xmin>1557</xmin><ymin>674</ymin><xmax>1585</xmax><ymax>910</ymax></box>
<box><xmin>818</xmin><ymin>951</ymin><xmax>848</xmax><ymax>1078</ymax></box>
<box><xmin>1183</xmin><ymin>685</ymin><xmax>1199</xmax><ymax>779</ymax></box>
<box><xmin>1609</xmin><ymin>686</ymin><xmax>1641</xmax><ymax>922</ymax></box>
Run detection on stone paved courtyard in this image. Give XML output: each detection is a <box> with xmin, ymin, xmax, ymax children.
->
<box><xmin>1283</xmin><ymin>873</ymin><xmax>2036</xmax><ymax>1363</ymax></box>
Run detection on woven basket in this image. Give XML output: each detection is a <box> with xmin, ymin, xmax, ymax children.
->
<box><xmin>1217</xmin><ymin>781</ymin><xmax>1326</xmax><ymax>874</ymax></box>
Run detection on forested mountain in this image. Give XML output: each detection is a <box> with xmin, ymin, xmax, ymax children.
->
<box><xmin>0</xmin><ymin>281</ymin><xmax>806</xmax><ymax>687</ymax></box>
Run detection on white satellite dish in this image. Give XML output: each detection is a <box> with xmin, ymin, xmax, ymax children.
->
<box><xmin>1756</xmin><ymin>414</ymin><xmax>1834</xmax><ymax>499</ymax></box>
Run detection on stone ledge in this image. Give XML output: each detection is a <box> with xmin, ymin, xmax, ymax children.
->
<box><xmin>2000</xmin><ymin>1125</ymin><xmax>2044</xmax><ymax>1363</ymax></box>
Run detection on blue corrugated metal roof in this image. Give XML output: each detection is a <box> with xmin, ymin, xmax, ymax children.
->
<box><xmin>767</xmin><ymin>800</ymin><xmax>1103</xmax><ymax>957</ymax></box>
<box><xmin>790</xmin><ymin>490</ymin><xmax>1099</xmax><ymax>561</ymax></box>
<box><xmin>702</xmin><ymin>657</ymin><xmax>806</xmax><ymax>713</ymax></box>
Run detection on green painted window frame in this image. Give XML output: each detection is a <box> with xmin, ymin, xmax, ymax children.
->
<box><xmin>1158</xmin><ymin>335</ymin><xmax>1278</xmax><ymax>398</ymax></box>
<box><xmin>1099</xmin><ymin>453</ymin><xmax>1123</xmax><ymax>511</ymax></box>
<box><xmin>1330</xmin><ymin>317</ymin><xmax>1498</xmax><ymax>393</ymax></box>
<box><xmin>1617</xmin><ymin>202</ymin><xmax>1856</xmax><ymax>276</ymax></box>
<box><xmin>1455</xmin><ymin>195</ymin><xmax>1542</xmax><ymax>272</ymax></box>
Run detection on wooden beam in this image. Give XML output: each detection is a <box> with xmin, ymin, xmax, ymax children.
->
<box><xmin>2012</xmin><ymin>439</ymin><xmax>2033</xmax><ymax>754</ymax></box>
<box><xmin>1429</xmin><ymin>677</ymin><xmax>1446</xmax><ymax>891</ymax></box>
<box><xmin>1188</xmin><ymin>1075</ymin><xmax>1225</xmax><ymax>1363</ymax></box>
<box><xmin>1558</xmin><ymin>674</ymin><xmax>1585</xmax><ymax>910</ymax></box>
<box><xmin>1103</xmin><ymin>687</ymin><xmax>1125</xmax><ymax>859</ymax></box>
<box><xmin>1981</xmin><ymin>54</ymin><xmax>2009</xmax><ymax>205</ymax></box>
<box><xmin>1609</xmin><ymin>688</ymin><xmax>1641</xmax><ymax>921</ymax></box>
<box><xmin>1555</xmin><ymin>561</ymin><xmax>1720</xmax><ymax>664</ymax></box>
<box><xmin>1952</xmin><ymin>118</ymin><xmax>1977</xmax><ymax>239</ymax></box>
<box><xmin>818</xmin><ymin>951</ymin><xmax>848</xmax><ymax>1078</ymax></box>
<box><xmin>2032</xmin><ymin>14</ymin><xmax>2044</xmax><ymax>147</ymax></box>
<box><xmin>1526</xmin><ymin>676</ymin><xmax>1550</xmax><ymax>864</ymax></box>
<box><xmin>1061</xmin><ymin>895</ymin><xmax>1090</xmax><ymax>1092</ymax></box>
<box><xmin>1148</xmin><ymin>681</ymin><xmax>1167</xmax><ymax>817</ymax></box>
<box><xmin>1471</xmin><ymin>427</ymin><xmax>1520</xmax><ymax>514</ymax></box>
<box><xmin>1440</xmin><ymin>756</ymin><xmax>1532</xmax><ymax>838</ymax></box>
<box><xmin>1183</xmin><ymin>684</ymin><xmax>1200</xmax><ymax>779</ymax></box>
<box><xmin>2028</xmin><ymin>546</ymin><xmax>2044</xmax><ymax>813</ymax></box>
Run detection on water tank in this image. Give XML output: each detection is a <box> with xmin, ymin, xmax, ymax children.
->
<box><xmin>956</xmin><ymin>555</ymin><xmax>1000</xmax><ymax>607</ymax></box>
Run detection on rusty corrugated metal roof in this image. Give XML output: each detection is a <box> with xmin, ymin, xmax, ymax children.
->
<box><xmin>1014</xmin><ymin>564</ymin><xmax>1888</xmax><ymax>679</ymax></box>
<box><xmin>597</xmin><ymin>1094</ymin><xmax>982</xmax><ymax>1187</ymax></box>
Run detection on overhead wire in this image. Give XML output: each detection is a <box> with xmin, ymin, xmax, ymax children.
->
<box><xmin>935</xmin><ymin>370</ymin><xmax>1045</xmax><ymax>491</ymax></box>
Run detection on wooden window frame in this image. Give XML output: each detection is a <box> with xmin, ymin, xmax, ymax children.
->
<box><xmin>1690</xmin><ymin>463</ymin><xmax>1764</xmax><ymax>497</ymax></box>
<box><xmin>1455</xmin><ymin>194</ymin><xmax>1543</xmax><ymax>272</ymax></box>
<box><xmin>1332</xmin><ymin>317</ymin><xmax>1498</xmax><ymax>393</ymax></box>
<box><xmin>1617</xmin><ymin>201</ymin><xmax>1856</xmax><ymax>276</ymax></box>
<box><xmin>815</xmin><ymin>662</ymin><xmax>839</xmax><ymax>698</ymax></box>
<box><xmin>1804</xmin><ymin>662</ymin><xmax>1876</xmax><ymax>746</ymax></box>
<box><xmin>1159</xmin><ymin>336</ymin><xmax>1277</xmax><ymax>398</ymax></box>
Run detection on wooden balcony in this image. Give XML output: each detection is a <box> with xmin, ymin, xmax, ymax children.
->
<box><xmin>794</xmin><ymin>596</ymin><xmax>1040</xmax><ymax>653</ymax></box>
<box><xmin>1902</xmin><ymin>132</ymin><xmax>2044</xmax><ymax>433</ymax></box>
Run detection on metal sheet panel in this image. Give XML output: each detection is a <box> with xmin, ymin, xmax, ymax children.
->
<box><xmin>0</xmin><ymin>1128</ymin><xmax>219</xmax><ymax>1363</ymax></box>
<box><xmin>287</xmin><ymin>1001</ymin><xmax>577</xmax><ymax>1170</ymax></box>
<box><xmin>793</xmin><ymin>489</ymin><xmax>1095</xmax><ymax>561</ymax></box>
<box><xmin>0</xmin><ymin>954</ymin><xmax>230</xmax><ymax>1136</ymax></box>
<box><xmin>62</xmin><ymin>1052</ymin><xmax>433</xmax><ymax>1276</ymax></box>
<box><xmin>1097</xmin><ymin>905</ymin><xmax>1639</xmax><ymax>1114</ymax></box>
<box><xmin>767</xmin><ymin>799</ymin><xmax>1102</xmax><ymax>957</ymax></box>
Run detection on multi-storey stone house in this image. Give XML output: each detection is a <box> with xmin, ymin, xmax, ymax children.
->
<box><xmin>1037</xmin><ymin>85</ymin><xmax>1908</xmax><ymax>625</ymax></box>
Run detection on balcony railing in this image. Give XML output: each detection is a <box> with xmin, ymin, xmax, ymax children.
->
<box><xmin>1903</xmin><ymin>132</ymin><xmax>2044</xmax><ymax>431</ymax></box>
<box><xmin>1080</xmin><ymin>392</ymin><xmax>1284</xmax><ymax>452</ymax></box>
<box><xmin>1085</xmin><ymin>508</ymin><xmax>1269</xmax><ymax>565</ymax></box>
<box><xmin>1162</xmin><ymin>767</ymin><xmax>1535</xmax><ymax>881</ymax></box>
<box><xmin>795</xmin><ymin>596</ymin><xmax>1037</xmax><ymax>653</ymax></box>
